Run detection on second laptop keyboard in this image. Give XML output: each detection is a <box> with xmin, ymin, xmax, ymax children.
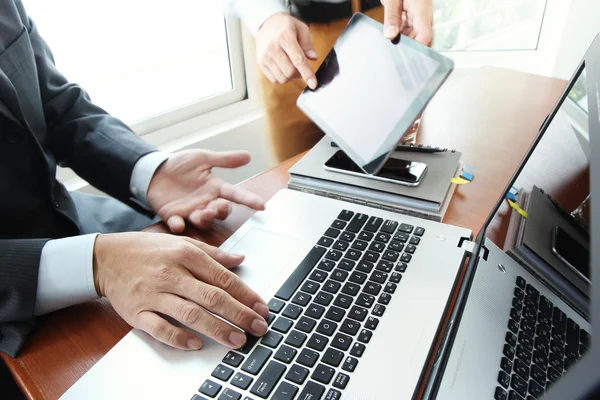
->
<box><xmin>193</xmin><ymin>209</ymin><xmax>425</xmax><ymax>400</ymax></box>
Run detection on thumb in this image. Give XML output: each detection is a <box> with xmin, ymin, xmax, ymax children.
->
<box><xmin>296</xmin><ymin>22</ymin><xmax>318</xmax><ymax>60</ymax></box>
<box><xmin>383</xmin><ymin>0</ymin><xmax>403</xmax><ymax>39</ymax></box>
<box><xmin>202</xmin><ymin>150</ymin><xmax>251</xmax><ymax>169</ymax></box>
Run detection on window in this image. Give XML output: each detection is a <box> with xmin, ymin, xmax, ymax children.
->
<box><xmin>430</xmin><ymin>0</ymin><xmax>571</xmax><ymax>76</ymax></box>
<box><xmin>24</xmin><ymin>0</ymin><xmax>246</xmax><ymax>134</ymax></box>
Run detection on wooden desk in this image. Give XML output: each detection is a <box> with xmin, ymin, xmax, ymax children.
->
<box><xmin>2</xmin><ymin>67</ymin><xmax>566</xmax><ymax>400</ymax></box>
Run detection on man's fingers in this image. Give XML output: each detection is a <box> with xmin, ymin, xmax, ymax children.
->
<box><xmin>268</xmin><ymin>61</ymin><xmax>288</xmax><ymax>84</ymax></box>
<box><xmin>189</xmin><ymin>209</ymin><xmax>215</xmax><ymax>230</ymax></box>
<box><xmin>167</xmin><ymin>215</ymin><xmax>186</xmax><ymax>234</ymax></box>
<box><xmin>135</xmin><ymin>310</ymin><xmax>203</xmax><ymax>350</ymax></box>
<box><xmin>382</xmin><ymin>0</ymin><xmax>403</xmax><ymax>39</ymax></box>
<box><xmin>274</xmin><ymin>49</ymin><xmax>300</xmax><ymax>81</ymax></box>
<box><xmin>208</xmin><ymin>198</ymin><xmax>233</xmax><ymax>221</ymax></box>
<box><xmin>411</xmin><ymin>16</ymin><xmax>433</xmax><ymax>45</ymax></box>
<box><xmin>153</xmin><ymin>294</ymin><xmax>256</xmax><ymax>349</ymax></box>
<box><xmin>219</xmin><ymin>182</ymin><xmax>266</xmax><ymax>211</ymax></box>
<box><xmin>260</xmin><ymin>62</ymin><xmax>277</xmax><ymax>84</ymax></box>
<box><xmin>282</xmin><ymin>36</ymin><xmax>317</xmax><ymax>89</ymax></box>
<box><xmin>201</xmin><ymin>150</ymin><xmax>251</xmax><ymax>170</ymax></box>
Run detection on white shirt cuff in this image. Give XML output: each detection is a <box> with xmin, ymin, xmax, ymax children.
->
<box><xmin>225</xmin><ymin>0</ymin><xmax>287</xmax><ymax>35</ymax></box>
<box><xmin>130</xmin><ymin>151</ymin><xmax>171</xmax><ymax>207</ymax></box>
<box><xmin>35</xmin><ymin>234</ymin><xmax>100</xmax><ymax>316</ymax></box>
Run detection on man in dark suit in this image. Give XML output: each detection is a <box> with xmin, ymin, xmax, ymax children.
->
<box><xmin>0</xmin><ymin>0</ymin><xmax>271</xmax><ymax>387</ymax></box>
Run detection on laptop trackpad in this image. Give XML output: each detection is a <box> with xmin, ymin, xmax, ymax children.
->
<box><xmin>227</xmin><ymin>228</ymin><xmax>302</xmax><ymax>295</ymax></box>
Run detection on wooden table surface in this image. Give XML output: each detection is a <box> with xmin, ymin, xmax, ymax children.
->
<box><xmin>2</xmin><ymin>67</ymin><xmax>566</xmax><ymax>400</ymax></box>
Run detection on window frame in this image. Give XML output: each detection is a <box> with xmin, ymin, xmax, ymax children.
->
<box><xmin>129</xmin><ymin>16</ymin><xmax>248</xmax><ymax>137</ymax></box>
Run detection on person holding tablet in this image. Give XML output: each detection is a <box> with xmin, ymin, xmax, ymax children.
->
<box><xmin>225</xmin><ymin>0</ymin><xmax>434</xmax><ymax>163</ymax></box>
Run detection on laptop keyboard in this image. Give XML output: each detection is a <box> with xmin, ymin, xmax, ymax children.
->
<box><xmin>192</xmin><ymin>209</ymin><xmax>425</xmax><ymax>400</ymax></box>
<box><xmin>494</xmin><ymin>276</ymin><xmax>590</xmax><ymax>400</ymax></box>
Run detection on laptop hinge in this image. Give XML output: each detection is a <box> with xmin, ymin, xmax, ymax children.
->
<box><xmin>457</xmin><ymin>238</ymin><xmax>475</xmax><ymax>256</ymax></box>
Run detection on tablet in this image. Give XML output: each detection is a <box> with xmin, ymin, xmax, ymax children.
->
<box><xmin>296</xmin><ymin>13</ymin><xmax>454</xmax><ymax>175</ymax></box>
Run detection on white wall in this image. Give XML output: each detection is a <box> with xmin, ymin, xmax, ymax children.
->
<box><xmin>552</xmin><ymin>0</ymin><xmax>600</xmax><ymax>79</ymax></box>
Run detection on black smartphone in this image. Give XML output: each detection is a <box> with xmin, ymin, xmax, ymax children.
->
<box><xmin>551</xmin><ymin>225</ymin><xmax>590</xmax><ymax>282</ymax></box>
<box><xmin>324</xmin><ymin>150</ymin><xmax>427</xmax><ymax>186</ymax></box>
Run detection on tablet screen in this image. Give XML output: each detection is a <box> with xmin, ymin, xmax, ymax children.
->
<box><xmin>297</xmin><ymin>13</ymin><xmax>454</xmax><ymax>174</ymax></box>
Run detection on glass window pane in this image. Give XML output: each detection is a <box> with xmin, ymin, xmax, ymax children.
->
<box><xmin>24</xmin><ymin>0</ymin><xmax>232</xmax><ymax>124</ymax></box>
<box><xmin>432</xmin><ymin>0</ymin><xmax>548</xmax><ymax>52</ymax></box>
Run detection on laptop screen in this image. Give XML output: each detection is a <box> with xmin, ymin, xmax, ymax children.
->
<box><xmin>482</xmin><ymin>64</ymin><xmax>592</xmax><ymax>315</ymax></box>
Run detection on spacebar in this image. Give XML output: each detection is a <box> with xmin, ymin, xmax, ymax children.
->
<box><xmin>274</xmin><ymin>245</ymin><xmax>326</xmax><ymax>300</ymax></box>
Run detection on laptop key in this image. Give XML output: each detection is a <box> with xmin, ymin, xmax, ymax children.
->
<box><xmin>307</xmin><ymin>333</ymin><xmax>329</xmax><ymax>351</ymax></box>
<box><xmin>388</xmin><ymin>240</ymin><xmax>404</xmax><ymax>253</ymax></box>
<box><xmin>332</xmin><ymin>333</ymin><xmax>352</xmax><ymax>351</ymax></box>
<box><xmin>346</xmin><ymin>213</ymin><xmax>368</xmax><ymax>233</ymax></box>
<box><xmin>323</xmin><ymin>279</ymin><xmax>341</xmax><ymax>294</ymax></box>
<box><xmin>338</xmin><ymin>259</ymin><xmax>355</xmax><ymax>271</ymax></box>
<box><xmin>218</xmin><ymin>388</ymin><xmax>241</xmax><ymax>400</ymax></box>
<box><xmin>223</xmin><ymin>351</ymin><xmax>244</xmax><ymax>368</ymax></box>
<box><xmin>305</xmin><ymin>303</ymin><xmax>326</xmax><ymax>319</ymax></box>
<box><xmin>296</xmin><ymin>316</ymin><xmax>317</xmax><ymax>333</ymax></box>
<box><xmin>494</xmin><ymin>387</ymin><xmax>507</xmax><ymax>400</ymax></box>
<box><xmin>267</xmin><ymin>313</ymin><xmax>276</xmax><ymax>326</ymax></box>
<box><xmin>358</xmin><ymin>231</ymin><xmax>373</xmax><ymax>241</ymax></box>
<box><xmin>399</xmin><ymin>223</ymin><xmax>414</xmax><ymax>233</ymax></box>
<box><xmin>298</xmin><ymin>348</ymin><xmax>320</xmax><ymax>368</ymax></box>
<box><xmin>331</xmin><ymin>269</ymin><xmax>349</xmax><ymax>282</ymax></box>
<box><xmin>285</xmin><ymin>330</ymin><xmax>308</xmax><ymax>348</ymax></box>
<box><xmin>239</xmin><ymin>335</ymin><xmax>260</xmax><ymax>354</ymax></box>
<box><xmin>285</xmin><ymin>364</ymin><xmax>309</xmax><ymax>384</ymax></box>
<box><xmin>334</xmin><ymin>293</ymin><xmax>353</xmax><ymax>309</ymax></box>
<box><xmin>376</xmin><ymin>260</ymin><xmax>393</xmax><ymax>273</ymax></box>
<box><xmin>516</xmin><ymin>344</ymin><xmax>532</xmax><ymax>363</ymax></box>
<box><xmin>350</xmin><ymin>342</ymin><xmax>366</xmax><ymax>357</ymax></box>
<box><xmin>349</xmin><ymin>271</ymin><xmax>367</xmax><ymax>284</ymax></box>
<box><xmin>338</xmin><ymin>210</ymin><xmax>354</xmax><ymax>221</ymax></box>
<box><xmin>547</xmin><ymin>366</ymin><xmax>561</xmax><ymax>383</ymax></box>
<box><xmin>500</xmin><ymin>357</ymin><xmax>513</xmax><ymax>374</ymax></box>
<box><xmin>325</xmin><ymin>250</ymin><xmax>343</xmax><ymax>262</ymax></box>
<box><xmin>342</xmin><ymin>356</ymin><xmax>358</xmax><ymax>372</ymax></box>
<box><xmin>363</xmin><ymin>282</ymin><xmax>382</xmax><ymax>295</ymax></box>
<box><xmin>510</xmin><ymin>373</ymin><xmax>527</xmax><ymax>398</ymax></box>
<box><xmin>340</xmin><ymin>231</ymin><xmax>355</xmax><ymax>241</ymax></box>
<box><xmin>317</xmin><ymin>260</ymin><xmax>336</xmax><ymax>272</ymax></box>
<box><xmin>325</xmin><ymin>306</ymin><xmax>346</xmax><ymax>322</ymax></box>
<box><xmin>508</xmin><ymin>319</ymin><xmax>519</xmax><ymax>334</ymax></box>
<box><xmin>268</xmin><ymin>298</ymin><xmax>286</xmax><ymax>313</ymax></box>
<box><xmin>249</xmin><ymin>360</ymin><xmax>286</xmax><ymax>398</ymax></box>
<box><xmin>274</xmin><ymin>345</ymin><xmax>297</xmax><ymax>364</ymax></box>
<box><xmin>414</xmin><ymin>227</ymin><xmax>425</xmax><ymax>236</ymax></box>
<box><xmin>372</xmin><ymin>304</ymin><xmax>386</xmax><ymax>317</ymax></box>
<box><xmin>529</xmin><ymin>379</ymin><xmax>544</xmax><ymax>398</ymax></box>
<box><xmin>363</xmin><ymin>251</ymin><xmax>379</xmax><ymax>263</ymax></box>
<box><xmin>199</xmin><ymin>379</ymin><xmax>222</xmax><ymax>398</ymax></box>
<box><xmin>368</xmin><ymin>241</ymin><xmax>385</xmax><ymax>253</ymax></box>
<box><xmin>514</xmin><ymin>359</ymin><xmax>529</xmax><ymax>380</ymax></box>
<box><xmin>389</xmin><ymin>272</ymin><xmax>402</xmax><ymax>283</ymax></box>
<box><xmin>508</xmin><ymin>391</ymin><xmax>523</xmax><ymax>400</ymax></box>
<box><xmin>340</xmin><ymin>318</ymin><xmax>361</xmax><ymax>335</ymax></box>
<box><xmin>498</xmin><ymin>370</ymin><xmax>510</xmax><ymax>389</ymax></box>
<box><xmin>272</xmin><ymin>317</ymin><xmax>294</xmax><ymax>334</ymax></box>
<box><xmin>312</xmin><ymin>363</ymin><xmax>335</xmax><ymax>384</ymax></box>
<box><xmin>409</xmin><ymin>236</ymin><xmax>420</xmax><ymax>245</ymax></box>
<box><xmin>292</xmin><ymin>292</ymin><xmax>312</xmax><ymax>307</ymax></box>
<box><xmin>314</xmin><ymin>291</ymin><xmax>334</xmax><ymax>306</ymax></box>
<box><xmin>325</xmin><ymin>389</ymin><xmax>342</xmax><ymax>400</ymax></box>
<box><xmin>506</xmin><ymin>332</ymin><xmax>517</xmax><ymax>348</ymax></box>
<box><xmin>282</xmin><ymin>304</ymin><xmax>303</xmax><ymax>320</ymax></box>
<box><xmin>530</xmin><ymin>364</ymin><xmax>546</xmax><ymax>385</ymax></box>
<box><xmin>322</xmin><ymin>347</ymin><xmax>344</xmax><ymax>367</ymax></box>
<box><xmin>370</xmin><ymin>271</ymin><xmax>388</xmax><ymax>284</ymax></box>
<box><xmin>503</xmin><ymin>344</ymin><xmax>515</xmax><ymax>360</ymax></box>
<box><xmin>316</xmin><ymin>319</ymin><xmax>338</xmax><ymax>336</ymax></box>
<box><xmin>231</xmin><ymin>372</ymin><xmax>253</xmax><ymax>390</ymax></box>
<box><xmin>331</xmin><ymin>219</ymin><xmax>346</xmax><ymax>229</ymax></box>
<box><xmin>352</xmin><ymin>240</ymin><xmax>369</xmax><ymax>251</ymax></box>
<box><xmin>241</xmin><ymin>346</ymin><xmax>272</xmax><ymax>375</ymax></box>
<box><xmin>364</xmin><ymin>216</ymin><xmax>383</xmax><ymax>232</ymax></box>
<box><xmin>395</xmin><ymin>262</ymin><xmax>408</xmax><ymax>273</ymax></box>
<box><xmin>384</xmin><ymin>282</ymin><xmax>397</xmax><ymax>294</ymax></box>
<box><xmin>405</xmin><ymin>244</ymin><xmax>417</xmax><ymax>254</ymax></box>
<box><xmin>356</xmin><ymin>261</ymin><xmax>374</xmax><ymax>274</ymax></box>
<box><xmin>260</xmin><ymin>331</ymin><xmax>283</xmax><ymax>348</ymax></box>
<box><xmin>301</xmin><ymin>280</ymin><xmax>320</xmax><ymax>295</ymax></box>
<box><xmin>381</xmin><ymin>220</ymin><xmax>398</xmax><ymax>234</ymax></box>
<box><xmin>378</xmin><ymin>292</ymin><xmax>392</xmax><ymax>305</ymax></box>
<box><xmin>333</xmin><ymin>240</ymin><xmax>349</xmax><ymax>252</ymax></box>
<box><xmin>375</xmin><ymin>232</ymin><xmax>391</xmax><ymax>243</ymax></box>
<box><xmin>275</xmin><ymin>246</ymin><xmax>326</xmax><ymax>301</ymax></box>
<box><xmin>357</xmin><ymin>329</ymin><xmax>373</xmax><ymax>343</ymax></box>
<box><xmin>318</xmin><ymin>236</ymin><xmax>334</xmax><ymax>247</ymax></box>
<box><xmin>394</xmin><ymin>232</ymin><xmax>409</xmax><ymax>242</ymax></box>
<box><xmin>518</xmin><ymin>332</ymin><xmax>534</xmax><ymax>353</ymax></box>
<box><xmin>356</xmin><ymin>293</ymin><xmax>375</xmax><ymax>308</ymax></box>
<box><xmin>349</xmin><ymin>305</ymin><xmax>368</xmax><ymax>322</ymax></box>
<box><xmin>297</xmin><ymin>381</ymin><xmax>326</xmax><ymax>400</ymax></box>
<box><xmin>345</xmin><ymin>249</ymin><xmax>362</xmax><ymax>261</ymax></box>
<box><xmin>212</xmin><ymin>364</ymin><xmax>234</xmax><ymax>381</ymax></box>
<box><xmin>271</xmin><ymin>381</ymin><xmax>298</xmax><ymax>400</ymax></box>
<box><xmin>333</xmin><ymin>372</ymin><xmax>350</xmax><ymax>389</ymax></box>
<box><xmin>400</xmin><ymin>253</ymin><xmax>412</xmax><ymax>263</ymax></box>
<box><xmin>324</xmin><ymin>228</ymin><xmax>340</xmax><ymax>238</ymax></box>
<box><xmin>364</xmin><ymin>316</ymin><xmax>379</xmax><ymax>330</ymax></box>
<box><xmin>342</xmin><ymin>282</ymin><xmax>360</xmax><ymax>296</ymax></box>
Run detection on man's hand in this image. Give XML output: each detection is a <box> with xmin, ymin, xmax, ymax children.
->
<box><xmin>146</xmin><ymin>149</ymin><xmax>266</xmax><ymax>234</ymax></box>
<box><xmin>381</xmin><ymin>0</ymin><xmax>433</xmax><ymax>45</ymax></box>
<box><xmin>93</xmin><ymin>232</ymin><xmax>270</xmax><ymax>350</ymax></box>
<box><xmin>256</xmin><ymin>12</ymin><xmax>318</xmax><ymax>89</ymax></box>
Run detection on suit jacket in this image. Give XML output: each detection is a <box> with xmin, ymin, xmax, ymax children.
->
<box><xmin>0</xmin><ymin>0</ymin><xmax>156</xmax><ymax>357</ymax></box>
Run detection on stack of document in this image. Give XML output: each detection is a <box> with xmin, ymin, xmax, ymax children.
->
<box><xmin>287</xmin><ymin>137</ymin><xmax>462</xmax><ymax>222</ymax></box>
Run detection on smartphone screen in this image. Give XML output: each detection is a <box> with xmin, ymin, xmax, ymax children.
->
<box><xmin>324</xmin><ymin>150</ymin><xmax>427</xmax><ymax>184</ymax></box>
<box><xmin>552</xmin><ymin>226</ymin><xmax>590</xmax><ymax>280</ymax></box>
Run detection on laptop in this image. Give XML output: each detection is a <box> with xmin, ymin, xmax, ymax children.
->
<box><xmin>59</xmin><ymin>36</ymin><xmax>599</xmax><ymax>400</ymax></box>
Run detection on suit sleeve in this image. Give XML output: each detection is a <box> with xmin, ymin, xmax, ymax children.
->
<box><xmin>26</xmin><ymin>17</ymin><xmax>157</xmax><ymax>208</ymax></box>
<box><xmin>0</xmin><ymin>239</ymin><xmax>49</xmax><ymax>357</ymax></box>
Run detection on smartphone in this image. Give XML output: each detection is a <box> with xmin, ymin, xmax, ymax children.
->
<box><xmin>551</xmin><ymin>225</ymin><xmax>590</xmax><ymax>282</ymax></box>
<box><xmin>324</xmin><ymin>150</ymin><xmax>427</xmax><ymax>186</ymax></box>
